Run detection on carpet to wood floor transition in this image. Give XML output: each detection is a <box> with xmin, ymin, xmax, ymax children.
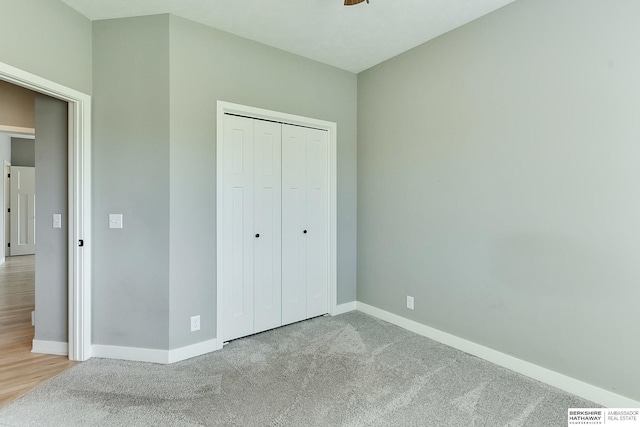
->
<box><xmin>0</xmin><ymin>255</ymin><xmax>76</xmax><ymax>407</ymax></box>
<box><xmin>0</xmin><ymin>311</ymin><xmax>595</xmax><ymax>426</ymax></box>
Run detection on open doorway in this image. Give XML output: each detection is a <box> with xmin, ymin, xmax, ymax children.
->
<box><xmin>0</xmin><ymin>81</ymin><xmax>37</xmax><ymax>355</ymax></box>
<box><xmin>0</xmin><ymin>60</ymin><xmax>91</xmax><ymax>362</ymax></box>
<box><xmin>0</xmin><ymin>82</ymin><xmax>78</xmax><ymax>405</ymax></box>
<box><xmin>1</xmin><ymin>80</ymin><xmax>35</xmax><ymax>264</ymax></box>
<box><xmin>0</xmin><ymin>79</ymin><xmax>76</xmax><ymax>375</ymax></box>
<box><xmin>1</xmin><ymin>81</ymin><xmax>74</xmax><ymax>353</ymax></box>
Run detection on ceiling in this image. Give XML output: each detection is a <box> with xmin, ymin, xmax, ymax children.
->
<box><xmin>59</xmin><ymin>0</ymin><xmax>517</xmax><ymax>73</ymax></box>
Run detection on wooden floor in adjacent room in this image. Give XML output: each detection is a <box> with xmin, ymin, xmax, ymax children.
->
<box><xmin>0</xmin><ymin>255</ymin><xmax>76</xmax><ymax>407</ymax></box>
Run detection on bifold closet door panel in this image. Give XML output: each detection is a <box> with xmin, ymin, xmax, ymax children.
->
<box><xmin>253</xmin><ymin>120</ymin><xmax>283</xmax><ymax>334</ymax></box>
<box><xmin>304</xmin><ymin>128</ymin><xmax>329</xmax><ymax>318</ymax></box>
<box><xmin>281</xmin><ymin>124</ymin><xmax>308</xmax><ymax>325</ymax></box>
<box><xmin>222</xmin><ymin>115</ymin><xmax>255</xmax><ymax>341</ymax></box>
<box><xmin>282</xmin><ymin>124</ymin><xmax>329</xmax><ymax>325</ymax></box>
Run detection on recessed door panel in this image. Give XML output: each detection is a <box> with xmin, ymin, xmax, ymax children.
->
<box><xmin>305</xmin><ymin>129</ymin><xmax>329</xmax><ymax>318</ymax></box>
<box><xmin>231</xmin><ymin>187</ymin><xmax>246</xmax><ymax>316</ymax></box>
<box><xmin>282</xmin><ymin>125</ymin><xmax>308</xmax><ymax>325</ymax></box>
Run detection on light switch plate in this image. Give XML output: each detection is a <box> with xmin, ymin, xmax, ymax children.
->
<box><xmin>53</xmin><ymin>214</ymin><xmax>62</xmax><ymax>229</ymax></box>
<box><xmin>109</xmin><ymin>214</ymin><xmax>123</xmax><ymax>229</ymax></box>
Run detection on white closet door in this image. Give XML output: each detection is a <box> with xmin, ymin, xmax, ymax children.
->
<box><xmin>281</xmin><ymin>125</ymin><xmax>308</xmax><ymax>325</ymax></box>
<box><xmin>223</xmin><ymin>116</ymin><xmax>328</xmax><ymax>339</ymax></box>
<box><xmin>222</xmin><ymin>115</ymin><xmax>255</xmax><ymax>341</ymax></box>
<box><xmin>304</xmin><ymin>128</ymin><xmax>329</xmax><ymax>318</ymax></box>
<box><xmin>253</xmin><ymin>120</ymin><xmax>282</xmax><ymax>334</ymax></box>
<box><xmin>281</xmin><ymin>125</ymin><xmax>329</xmax><ymax>325</ymax></box>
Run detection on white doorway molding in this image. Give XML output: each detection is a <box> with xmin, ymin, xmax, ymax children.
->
<box><xmin>0</xmin><ymin>61</ymin><xmax>92</xmax><ymax>361</ymax></box>
<box><xmin>1</xmin><ymin>160</ymin><xmax>10</xmax><ymax>264</ymax></box>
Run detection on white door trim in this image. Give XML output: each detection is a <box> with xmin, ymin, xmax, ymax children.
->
<box><xmin>0</xmin><ymin>60</ymin><xmax>92</xmax><ymax>362</ymax></box>
<box><xmin>1</xmin><ymin>160</ymin><xmax>10</xmax><ymax>264</ymax></box>
<box><xmin>216</xmin><ymin>101</ymin><xmax>338</xmax><ymax>344</ymax></box>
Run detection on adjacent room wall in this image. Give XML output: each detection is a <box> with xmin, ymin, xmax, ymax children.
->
<box><xmin>357</xmin><ymin>0</ymin><xmax>640</xmax><ymax>401</ymax></box>
<box><xmin>11</xmin><ymin>138</ymin><xmax>35</xmax><ymax>167</ymax></box>
<box><xmin>0</xmin><ymin>80</ymin><xmax>35</xmax><ymax>130</ymax></box>
<box><xmin>92</xmin><ymin>15</ymin><xmax>171</xmax><ymax>349</ymax></box>
<box><xmin>0</xmin><ymin>0</ymin><xmax>92</xmax><ymax>94</ymax></box>
<box><xmin>168</xmin><ymin>15</ymin><xmax>358</xmax><ymax>349</ymax></box>
<box><xmin>34</xmin><ymin>93</ymin><xmax>69</xmax><ymax>343</ymax></box>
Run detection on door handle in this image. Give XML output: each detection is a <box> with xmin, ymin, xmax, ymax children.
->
<box><xmin>255</xmin><ymin>234</ymin><xmax>260</xmax><ymax>238</ymax></box>
<box><xmin>303</xmin><ymin>230</ymin><xmax>308</xmax><ymax>234</ymax></box>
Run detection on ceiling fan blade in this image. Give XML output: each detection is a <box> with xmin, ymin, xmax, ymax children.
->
<box><xmin>344</xmin><ymin>0</ymin><xmax>368</xmax><ymax>5</ymax></box>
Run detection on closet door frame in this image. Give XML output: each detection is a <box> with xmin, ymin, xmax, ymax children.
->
<box><xmin>216</xmin><ymin>101</ymin><xmax>338</xmax><ymax>344</ymax></box>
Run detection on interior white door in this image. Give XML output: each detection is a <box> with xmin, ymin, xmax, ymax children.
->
<box><xmin>281</xmin><ymin>125</ymin><xmax>329</xmax><ymax>325</ymax></box>
<box><xmin>10</xmin><ymin>166</ymin><xmax>36</xmax><ymax>256</ymax></box>
<box><xmin>253</xmin><ymin>120</ymin><xmax>282</xmax><ymax>334</ymax></box>
<box><xmin>222</xmin><ymin>115</ymin><xmax>255</xmax><ymax>341</ymax></box>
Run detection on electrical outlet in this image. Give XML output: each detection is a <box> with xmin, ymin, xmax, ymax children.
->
<box><xmin>407</xmin><ymin>296</ymin><xmax>414</xmax><ymax>310</ymax></box>
<box><xmin>190</xmin><ymin>315</ymin><xmax>201</xmax><ymax>332</ymax></box>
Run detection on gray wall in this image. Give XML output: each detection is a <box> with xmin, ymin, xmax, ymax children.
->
<box><xmin>168</xmin><ymin>15</ymin><xmax>357</xmax><ymax>349</ymax></box>
<box><xmin>34</xmin><ymin>94</ymin><xmax>68</xmax><ymax>342</ymax></box>
<box><xmin>0</xmin><ymin>0</ymin><xmax>92</xmax><ymax>94</ymax></box>
<box><xmin>357</xmin><ymin>0</ymin><xmax>640</xmax><ymax>401</ymax></box>
<box><xmin>91</xmin><ymin>14</ymin><xmax>357</xmax><ymax>350</ymax></box>
<box><xmin>92</xmin><ymin>15</ymin><xmax>171</xmax><ymax>349</ymax></box>
<box><xmin>11</xmin><ymin>138</ymin><xmax>35</xmax><ymax>167</ymax></box>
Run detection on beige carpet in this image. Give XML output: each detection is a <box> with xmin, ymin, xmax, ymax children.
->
<box><xmin>0</xmin><ymin>312</ymin><xmax>595</xmax><ymax>426</ymax></box>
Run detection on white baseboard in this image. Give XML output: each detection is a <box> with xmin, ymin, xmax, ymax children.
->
<box><xmin>32</xmin><ymin>340</ymin><xmax>68</xmax><ymax>356</ymax></box>
<box><xmin>332</xmin><ymin>301</ymin><xmax>357</xmax><ymax>316</ymax></box>
<box><xmin>92</xmin><ymin>344</ymin><xmax>168</xmax><ymax>364</ymax></box>
<box><xmin>356</xmin><ymin>302</ymin><xmax>640</xmax><ymax>408</ymax></box>
<box><xmin>168</xmin><ymin>339</ymin><xmax>221</xmax><ymax>364</ymax></box>
<box><xmin>92</xmin><ymin>339</ymin><xmax>221</xmax><ymax>365</ymax></box>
